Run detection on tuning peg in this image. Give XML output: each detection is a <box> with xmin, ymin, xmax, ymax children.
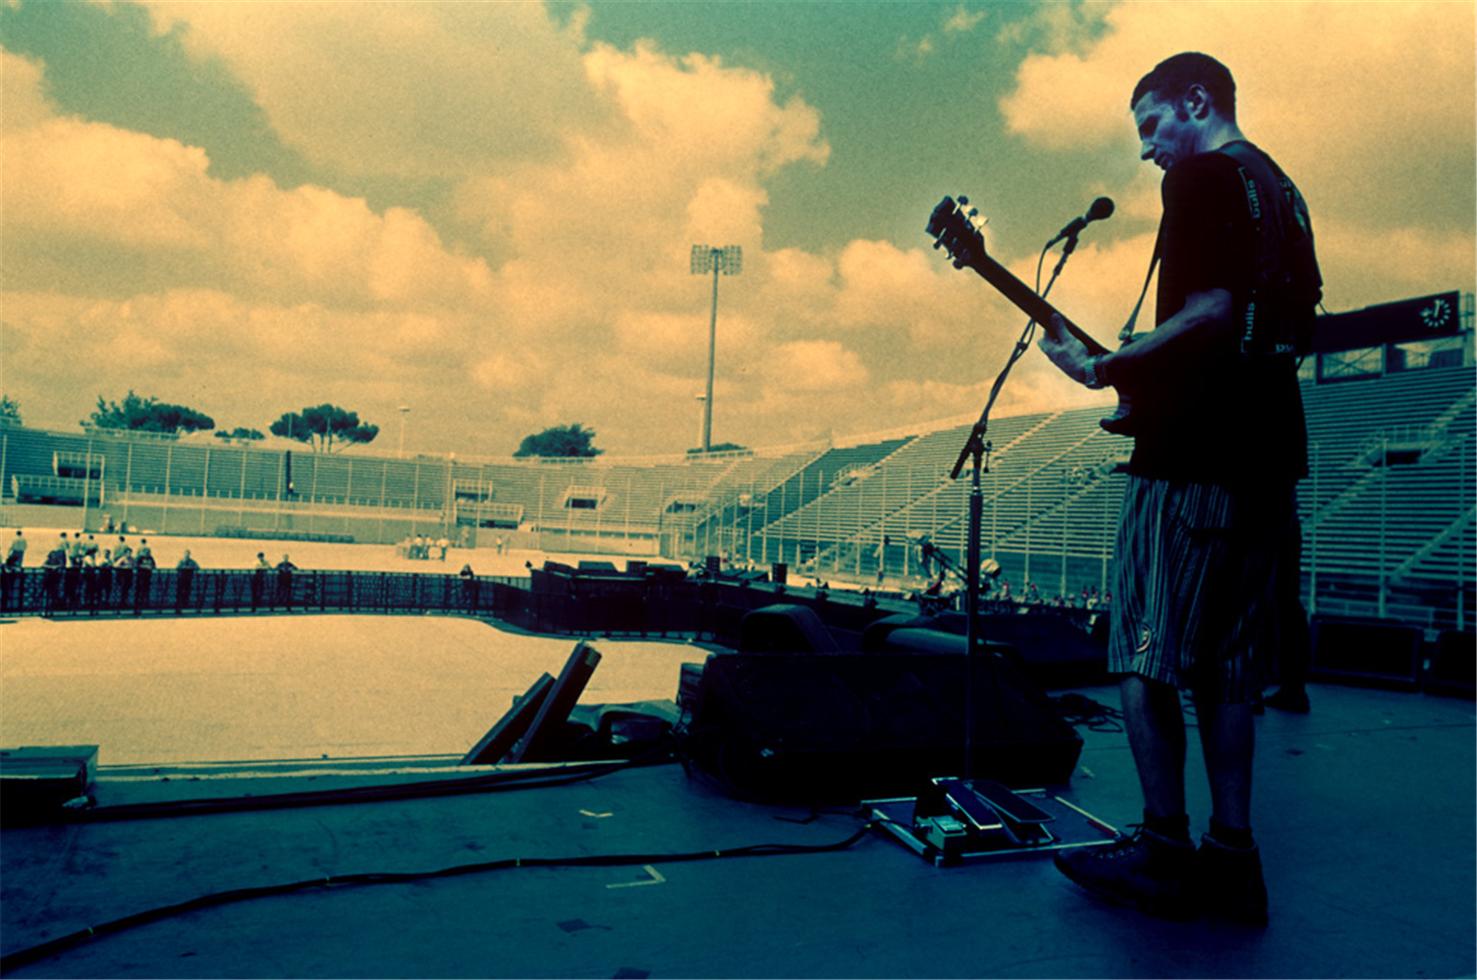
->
<box><xmin>958</xmin><ymin>195</ymin><xmax>970</xmax><ymax>206</ymax></box>
<box><xmin>967</xmin><ymin>207</ymin><xmax>979</xmax><ymax>218</ymax></box>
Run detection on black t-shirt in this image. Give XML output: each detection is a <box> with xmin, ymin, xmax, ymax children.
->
<box><xmin>1126</xmin><ymin>143</ymin><xmax>1311</xmax><ymax>488</ymax></box>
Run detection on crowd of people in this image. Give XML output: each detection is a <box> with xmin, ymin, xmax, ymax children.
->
<box><xmin>399</xmin><ymin>534</ymin><xmax>452</xmax><ymax>561</ymax></box>
<box><xmin>396</xmin><ymin>531</ymin><xmax>512</xmax><ymax>562</ymax></box>
<box><xmin>1</xmin><ymin>527</ymin><xmax>306</xmax><ymax>613</ymax></box>
<box><xmin>1</xmin><ymin>525</ymin><xmax>513</xmax><ymax>616</ymax></box>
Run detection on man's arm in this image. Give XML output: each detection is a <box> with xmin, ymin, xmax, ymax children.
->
<box><xmin>1096</xmin><ymin>287</ymin><xmax>1235</xmax><ymax>388</ymax></box>
<box><xmin>1038</xmin><ymin>287</ymin><xmax>1234</xmax><ymax>390</ymax></box>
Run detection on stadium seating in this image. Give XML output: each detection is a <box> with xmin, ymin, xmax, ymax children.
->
<box><xmin>732</xmin><ymin>363</ymin><xmax>1474</xmax><ymax>621</ymax></box>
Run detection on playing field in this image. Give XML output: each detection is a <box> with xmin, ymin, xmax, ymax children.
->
<box><xmin>0</xmin><ymin>614</ymin><xmax>708</xmax><ymax>765</ymax></box>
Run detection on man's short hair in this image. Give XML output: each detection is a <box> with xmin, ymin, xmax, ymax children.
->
<box><xmin>1131</xmin><ymin>52</ymin><xmax>1236</xmax><ymax>120</ymax></box>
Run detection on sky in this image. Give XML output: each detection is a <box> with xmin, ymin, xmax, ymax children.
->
<box><xmin>2</xmin><ymin>0</ymin><xmax>1473</xmax><ymax>458</ymax></box>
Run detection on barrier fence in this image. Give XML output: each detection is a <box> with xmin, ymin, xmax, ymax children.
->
<box><xmin>0</xmin><ymin>567</ymin><xmax>526</xmax><ymax>621</ymax></box>
<box><xmin>0</xmin><ymin>565</ymin><xmax>770</xmax><ymax>642</ymax></box>
<box><xmin>0</xmin><ymin>563</ymin><xmax>1107</xmax><ymax>655</ymax></box>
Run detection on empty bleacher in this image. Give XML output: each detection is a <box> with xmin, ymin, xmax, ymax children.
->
<box><xmin>736</xmin><ymin>362</ymin><xmax>1474</xmax><ymax>625</ymax></box>
<box><xmin>714</xmin><ymin>437</ymin><xmax>914</xmax><ymax>564</ymax></box>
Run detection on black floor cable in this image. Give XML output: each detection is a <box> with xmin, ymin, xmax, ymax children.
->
<box><xmin>1049</xmin><ymin>692</ymin><xmax>1124</xmax><ymax>733</ymax></box>
<box><xmin>1050</xmin><ymin>692</ymin><xmax>1207</xmax><ymax>732</ymax></box>
<box><xmin>0</xmin><ymin>820</ymin><xmax>877</xmax><ymax>974</ymax></box>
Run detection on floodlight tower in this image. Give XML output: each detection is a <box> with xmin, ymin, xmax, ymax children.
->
<box><xmin>690</xmin><ymin>244</ymin><xmax>742</xmax><ymax>453</ymax></box>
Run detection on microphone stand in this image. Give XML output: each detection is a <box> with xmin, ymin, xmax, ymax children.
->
<box><xmin>949</xmin><ymin>229</ymin><xmax>1082</xmax><ymax>789</ymax></box>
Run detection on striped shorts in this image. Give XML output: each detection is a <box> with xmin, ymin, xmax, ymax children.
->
<box><xmin>1108</xmin><ymin>476</ymin><xmax>1297</xmax><ymax>703</ymax></box>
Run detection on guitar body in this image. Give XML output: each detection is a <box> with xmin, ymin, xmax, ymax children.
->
<box><xmin>926</xmin><ymin>196</ymin><xmax>1139</xmax><ymax>434</ymax></box>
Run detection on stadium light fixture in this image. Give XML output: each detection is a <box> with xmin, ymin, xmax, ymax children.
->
<box><xmin>690</xmin><ymin>244</ymin><xmax>743</xmax><ymax>453</ymax></box>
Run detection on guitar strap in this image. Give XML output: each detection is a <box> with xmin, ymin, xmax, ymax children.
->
<box><xmin>1117</xmin><ymin>222</ymin><xmax>1163</xmax><ymax>344</ymax></box>
<box><xmin>1215</xmin><ymin>140</ymin><xmax>1322</xmax><ymax>358</ymax></box>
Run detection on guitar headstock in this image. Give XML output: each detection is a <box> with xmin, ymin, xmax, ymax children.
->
<box><xmin>926</xmin><ymin>195</ymin><xmax>988</xmax><ymax>271</ymax></box>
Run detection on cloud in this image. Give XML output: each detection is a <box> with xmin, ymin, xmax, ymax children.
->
<box><xmin>832</xmin><ymin>239</ymin><xmax>984</xmax><ymax>346</ymax></box>
<box><xmin>1314</xmin><ymin>220</ymin><xmax>1477</xmax><ymax>313</ymax></box>
<box><xmin>137</xmin><ymin>2</ymin><xmax>603</xmax><ymax>180</ymax></box>
<box><xmin>943</xmin><ymin>5</ymin><xmax>986</xmax><ymax>35</ymax></box>
<box><xmin>899</xmin><ymin>4</ymin><xmax>986</xmax><ymax>63</ymax></box>
<box><xmin>5</xmin><ymin>115</ymin><xmax>213</xmax><ymax>248</ymax></box>
<box><xmin>1</xmin><ymin>51</ymin><xmax>494</xmax><ymax>308</ymax></box>
<box><xmin>450</xmin><ymin>42</ymin><xmax>830</xmax><ymax>347</ymax></box>
<box><xmin>0</xmin><ymin>49</ymin><xmax>53</xmax><ymax>131</ymax></box>
<box><xmin>582</xmin><ymin>42</ymin><xmax>828</xmax><ymax>178</ymax></box>
<box><xmin>5</xmin><ymin>288</ymin><xmax>468</xmax><ymax>379</ymax></box>
<box><xmin>686</xmin><ymin>178</ymin><xmax>768</xmax><ymax>248</ymax></box>
<box><xmin>470</xmin><ymin>350</ymin><xmax>548</xmax><ymax>393</ymax></box>
<box><xmin>610</xmin><ymin>308</ymin><xmax>759</xmax><ymax>374</ymax></box>
<box><xmin>992</xmin><ymin>3</ymin><xmax>1111</xmax><ymax>57</ymax></box>
<box><xmin>765</xmin><ymin>339</ymin><xmax>869</xmax><ymax>393</ymax></box>
<box><xmin>3</xmin><ymin>28</ymin><xmax>856</xmax><ymax>453</ymax></box>
<box><xmin>2</xmin><ymin>286</ymin><xmax>493</xmax><ymax>443</ymax></box>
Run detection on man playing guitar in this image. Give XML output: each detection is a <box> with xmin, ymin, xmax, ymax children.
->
<box><xmin>1038</xmin><ymin>52</ymin><xmax>1321</xmax><ymax>926</ymax></box>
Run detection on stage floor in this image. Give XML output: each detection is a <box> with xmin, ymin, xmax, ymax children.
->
<box><xmin>1</xmin><ymin>616</ymin><xmax>1473</xmax><ymax>978</ymax></box>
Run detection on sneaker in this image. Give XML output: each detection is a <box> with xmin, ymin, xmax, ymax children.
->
<box><xmin>1264</xmin><ymin>687</ymin><xmax>1311</xmax><ymax>713</ymax></box>
<box><xmin>1197</xmin><ymin>834</ymin><xmax>1269</xmax><ymax>926</ymax></box>
<box><xmin>1054</xmin><ymin>826</ymin><xmax>1197</xmax><ymax>918</ymax></box>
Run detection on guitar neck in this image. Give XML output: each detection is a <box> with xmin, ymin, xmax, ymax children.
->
<box><xmin>963</xmin><ymin>255</ymin><xmax>1109</xmax><ymax>357</ymax></box>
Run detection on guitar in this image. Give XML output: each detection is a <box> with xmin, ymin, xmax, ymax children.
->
<box><xmin>925</xmin><ymin>195</ymin><xmax>1136</xmax><ymax>434</ymax></box>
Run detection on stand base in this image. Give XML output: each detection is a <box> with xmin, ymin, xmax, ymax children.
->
<box><xmin>867</xmin><ymin>781</ymin><xmax>1118</xmax><ymax>867</ymax></box>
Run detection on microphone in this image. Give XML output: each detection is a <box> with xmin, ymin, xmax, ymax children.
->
<box><xmin>1047</xmin><ymin>196</ymin><xmax>1115</xmax><ymax>247</ymax></box>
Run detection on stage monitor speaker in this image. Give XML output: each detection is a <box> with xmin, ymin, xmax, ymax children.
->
<box><xmin>771</xmin><ymin>562</ymin><xmax>787</xmax><ymax>585</ymax></box>
<box><xmin>1424</xmin><ymin>629</ymin><xmax>1475</xmax><ymax>698</ymax></box>
<box><xmin>577</xmin><ymin>560</ymin><xmax>621</xmax><ymax>576</ymax></box>
<box><xmin>680</xmin><ymin>650</ymin><xmax>1082</xmax><ymax>803</ymax></box>
<box><xmin>705</xmin><ymin>555</ymin><xmax>721</xmax><ymax>578</ymax></box>
<box><xmin>860</xmin><ymin>613</ymin><xmax>1108</xmax><ymax>690</ymax></box>
<box><xmin>738</xmin><ymin>604</ymin><xmax>841</xmax><ymax>654</ymax></box>
<box><xmin>1311</xmin><ymin>616</ymin><xmax>1422</xmax><ymax>690</ymax></box>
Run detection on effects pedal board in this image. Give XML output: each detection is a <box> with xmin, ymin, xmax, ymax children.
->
<box><xmin>866</xmin><ymin>778</ymin><xmax>1117</xmax><ymax>866</ymax></box>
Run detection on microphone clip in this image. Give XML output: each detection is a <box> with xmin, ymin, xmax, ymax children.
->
<box><xmin>1046</xmin><ymin>197</ymin><xmax>1114</xmax><ymax>251</ymax></box>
